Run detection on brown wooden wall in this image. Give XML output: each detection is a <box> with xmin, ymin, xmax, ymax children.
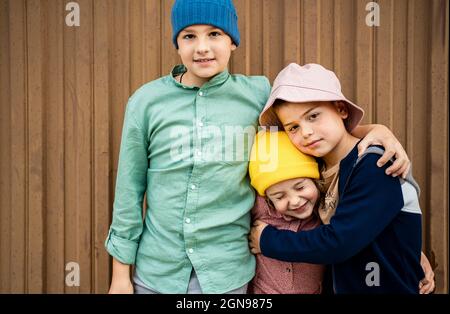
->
<box><xmin>0</xmin><ymin>0</ymin><xmax>448</xmax><ymax>293</ymax></box>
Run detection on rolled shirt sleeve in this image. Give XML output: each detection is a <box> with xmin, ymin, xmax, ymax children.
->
<box><xmin>105</xmin><ymin>99</ymin><xmax>148</xmax><ymax>265</ymax></box>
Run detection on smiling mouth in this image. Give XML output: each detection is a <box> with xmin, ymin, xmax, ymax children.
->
<box><xmin>305</xmin><ymin>139</ymin><xmax>321</xmax><ymax>147</ymax></box>
<box><xmin>290</xmin><ymin>202</ymin><xmax>308</xmax><ymax>212</ymax></box>
<box><xmin>194</xmin><ymin>58</ymin><xmax>215</xmax><ymax>63</ymax></box>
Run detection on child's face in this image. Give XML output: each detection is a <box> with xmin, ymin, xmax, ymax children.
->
<box><xmin>275</xmin><ymin>101</ymin><xmax>349</xmax><ymax>160</ymax></box>
<box><xmin>266</xmin><ymin>178</ymin><xmax>319</xmax><ymax>221</ymax></box>
<box><xmin>177</xmin><ymin>24</ymin><xmax>236</xmax><ymax>86</ymax></box>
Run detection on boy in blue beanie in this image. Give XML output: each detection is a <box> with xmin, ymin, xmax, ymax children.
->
<box><xmin>105</xmin><ymin>0</ymin><xmax>415</xmax><ymax>294</ymax></box>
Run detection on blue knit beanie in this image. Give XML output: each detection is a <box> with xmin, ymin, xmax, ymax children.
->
<box><xmin>171</xmin><ymin>0</ymin><xmax>240</xmax><ymax>49</ymax></box>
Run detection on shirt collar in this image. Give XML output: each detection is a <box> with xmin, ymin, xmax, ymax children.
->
<box><xmin>170</xmin><ymin>64</ymin><xmax>230</xmax><ymax>89</ymax></box>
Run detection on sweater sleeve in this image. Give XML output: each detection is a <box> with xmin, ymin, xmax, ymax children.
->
<box><xmin>104</xmin><ymin>99</ymin><xmax>148</xmax><ymax>265</ymax></box>
<box><xmin>260</xmin><ymin>154</ymin><xmax>404</xmax><ymax>264</ymax></box>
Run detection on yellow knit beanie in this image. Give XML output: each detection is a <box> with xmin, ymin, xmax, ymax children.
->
<box><xmin>249</xmin><ymin>131</ymin><xmax>320</xmax><ymax>196</ymax></box>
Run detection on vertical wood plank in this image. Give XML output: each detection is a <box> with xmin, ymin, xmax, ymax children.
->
<box><xmin>429</xmin><ymin>0</ymin><xmax>448</xmax><ymax>294</ymax></box>
<box><xmin>319</xmin><ymin>0</ymin><xmax>335</xmax><ymax>70</ymax></box>
<box><xmin>161</xmin><ymin>0</ymin><xmax>179</xmax><ymax>76</ymax></box>
<box><xmin>302</xmin><ymin>0</ymin><xmax>319</xmax><ymax>63</ymax></box>
<box><xmin>375</xmin><ymin>0</ymin><xmax>393</xmax><ymax>128</ymax></box>
<box><xmin>45</xmin><ymin>0</ymin><xmax>65</xmax><ymax>293</ymax></box>
<box><xmin>63</xmin><ymin>0</ymin><xmax>93</xmax><ymax>293</ymax></box>
<box><xmin>26</xmin><ymin>0</ymin><xmax>45</xmax><ymax>293</ymax></box>
<box><xmin>334</xmin><ymin>0</ymin><xmax>355</xmax><ymax>101</ymax></box>
<box><xmin>283</xmin><ymin>0</ymin><xmax>301</xmax><ymax>65</ymax></box>
<box><xmin>248</xmin><ymin>0</ymin><xmax>263</xmax><ymax>75</ymax></box>
<box><xmin>9</xmin><ymin>0</ymin><xmax>27</xmax><ymax>293</ymax></box>
<box><xmin>391</xmin><ymin>0</ymin><xmax>408</xmax><ymax>145</ymax></box>
<box><xmin>130</xmin><ymin>0</ymin><xmax>144</xmax><ymax>92</ymax></box>
<box><xmin>354</xmin><ymin>0</ymin><xmax>373</xmax><ymax>125</ymax></box>
<box><xmin>110</xmin><ymin>0</ymin><xmax>131</xmax><ymax>199</ymax></box>
<box><xmin>408</xmin><ymin>0</ymin><xmax>430</xmax><ymax>250</ymax></box>
<box><xmin>231</xmin><ymin>0</ymin><xmax>250</xmax><ymax>74</ymax></box>
<box><xmin>0</xmin><ymin>0</ymin><xmax>12</xmax><ymax>293</ymax></box>
<box><xmin>63</xmin><ymin>0</ymin><xmax>78</xmax><ymax>293</ymax></box>
<box><xmin>144</xmin><ymin>0</ymin><xmax>162</xmax><ymax>81</ymax></box>
<box><xmin>93</xmin><ymin>0</ymin><xmax>111</xmax><ymax>294</ymax></box>
<box><xmin>76</xmin><ymin>0</ymin><xmax>93</xmax><ymax>293</ymax></box>
<box><xmin>262</xmin><ymin>0</ymin><xmax>283</xmax><ymax>81</ymax></box>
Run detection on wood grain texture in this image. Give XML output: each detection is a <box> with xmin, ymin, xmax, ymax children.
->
<box><xmin>0</xmin><ymin>0</ymin><xmax>447</xmax><ymax>293</ymax></box>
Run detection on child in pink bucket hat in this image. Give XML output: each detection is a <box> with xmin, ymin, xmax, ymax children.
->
<box><xmin>259</xmin><ymin>63</ymin><xmax>364</xmax><ymax>132</ymax></box>
<box><xmin>249</xmin><ymin>63</ymin><xmax>433</xmax><ymax>294</ymax></box>
<box><xmin>258</xmin><ymin>63</ymin><xmax>366</xmax><ymax>226</ymax></box>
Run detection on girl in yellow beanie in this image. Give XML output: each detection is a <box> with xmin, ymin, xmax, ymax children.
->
<box><xmin>247</xmin><ymin>130</ymin><xmax>325</xmax><ymax>294</ymax></box>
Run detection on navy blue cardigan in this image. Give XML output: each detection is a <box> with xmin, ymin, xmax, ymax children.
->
<box><xmin>260</xmin><ymin>145</ymin><xmax>425</xmax><ymax>294</ymax></box>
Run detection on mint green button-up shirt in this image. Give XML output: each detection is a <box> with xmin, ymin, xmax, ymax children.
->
<box><xmin>105</xmin><ymin>65</ymin><xmax>271</xmax><ymax>293</ymax></box>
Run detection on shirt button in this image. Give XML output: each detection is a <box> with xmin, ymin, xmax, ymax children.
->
<box><xmin>191</xmin><ymin>184</ymin><xmax>196</xmax><ymax>190</ymax></box>
<box><xmin>188</xmin><ymin>248</ymin><xmax>194</xmax><ymax>254</ymax></box>
<box><xmin>198</xmin><ymin>122</ymin><xmax>204</xmax><ymax>127</ymax></box>
<box><xmin>198</xmin><ymin>91</ymin><xmax>204</xmax><ymax>96</ymax></box>
<box><xmin>196</xmin><ymin>150</ymin><xmax>202</xmax><ymax>156</ymax></box>
<box><xmin>185</xmin><ymin>218</ymin><xmax>191</xmax><ymax>224</ymax></box>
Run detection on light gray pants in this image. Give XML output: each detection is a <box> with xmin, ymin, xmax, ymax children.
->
<box><xmin>133</xmin><ymin>270</ymin><xmax>248</xmax><ymax>294</ymax></box>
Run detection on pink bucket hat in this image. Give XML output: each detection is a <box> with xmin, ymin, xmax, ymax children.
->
<box><xmin>259</xmin><ymin>63</ymin><xmax>364</xmax><ymax>132</ymax></box>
